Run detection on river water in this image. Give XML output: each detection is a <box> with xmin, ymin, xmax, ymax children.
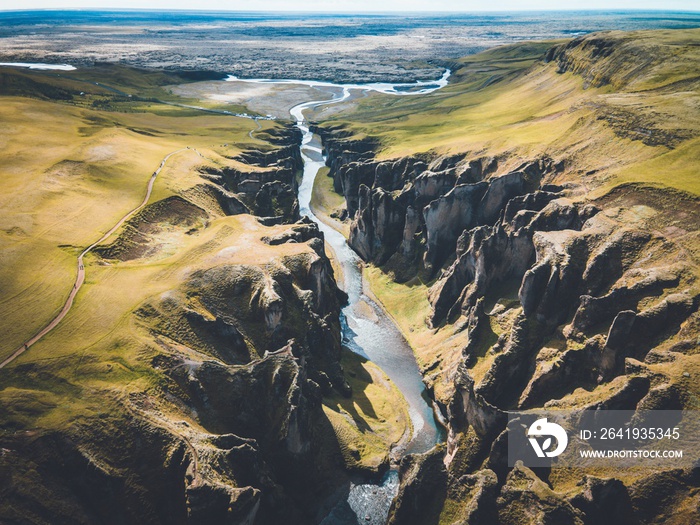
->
<box><xmin>0</xmin><ymin>62</ymin><xmax>76</xmax><ymax>70</ymax></box>
<box><xmin>287</xmin><ymin>80</ymin><xmax>447</xmax><ymax>524</ymax></box>
<box><xmin>226</xmin><ymin>69</ymin><xmax>450</xmax><ymax>96</ymax></box>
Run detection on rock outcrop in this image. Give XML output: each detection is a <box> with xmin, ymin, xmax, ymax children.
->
<box><xmin>0</xmin><ymin>122</ymin><xmax>356</xmax><ymax>525</ymax></box>
<box><xmin>387</xmin><ymin>446</ymin><xmax>447</xmax><ymax>525</ymax></box>
<box><xmin>201</xmin><ymin>125</ymin><xmax>304</xmax><ymax>222</ymax></box>
<box><xmin>497</xmin><ymin>463</ymin><xmax>584</xmax><ymax>525</ymax></box>
<box><xmin>319</xmin><ymin>133</ymin><xmax>556</xmax><ymax>283</ymax></box>
<box><xmin>316</xmin><ymin>121</ymin><xmax>700</xmax><ymax>525</ymax></box>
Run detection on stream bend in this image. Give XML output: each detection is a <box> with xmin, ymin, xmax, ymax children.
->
<box><xmin>290</xmin><ymin>87</ymin><xmax>445</xmax><ymax>524</ymax></box>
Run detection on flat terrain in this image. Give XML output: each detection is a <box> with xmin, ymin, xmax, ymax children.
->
<box><xmin>170</xmin><ymin>80</ymin><xmax>339</xmax><ymax>119</ymax></box>
<box><xmin>2</xmin><ymin>10</ymin><xmax>700</xmax><ymax>82</ymax></box>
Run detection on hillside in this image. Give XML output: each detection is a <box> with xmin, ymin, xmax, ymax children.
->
<box><xmin>1</xmin><ymin>24</ymin><xmax>698</xmax><ymax>525</ymax></box>
<box><xmin>0</xmin><ymin>66</ymin><xmax>409</xmax><ymax>523</ymax></box>
<box><xmin>311</xmin><ymin>28</ymin><xmax>700</xmax><ymax>524</ymax></box>
<box><xmin>320</xmin><ymin>29</ymin><xmax>699</xmax><ymax>197</ymax></box>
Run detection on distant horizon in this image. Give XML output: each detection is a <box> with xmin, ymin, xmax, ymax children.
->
<box><xmin>1</xmin><ymin>1</ymin><xmax>698</xmax><ymax>15</ymax></box>
<box><xmin>2</xmin><ymin>7</ymin><xmax>700</xmax><ymax>13</ymax></box>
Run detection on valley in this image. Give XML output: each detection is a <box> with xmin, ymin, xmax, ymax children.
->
<box><xmin>309</xmin><ymin>28</ymin><xmax>700</xmax><ymax>524</ymax></box>
<box><xmin>0</xmin><ymin>15</ymin><xmax>698</xmax><ymax>525</ymax></box>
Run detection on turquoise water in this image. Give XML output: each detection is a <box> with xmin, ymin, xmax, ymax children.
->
<box><xmin>290</xmin><ymin>86</ymin><xmax>444</xmax><ymax>525</ymax></box>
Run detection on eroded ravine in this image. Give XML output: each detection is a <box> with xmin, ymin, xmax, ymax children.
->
<box><xmin>291</xmin><ymin>93</ymin><xmax>445</xmax><ymax>524</ymax></box>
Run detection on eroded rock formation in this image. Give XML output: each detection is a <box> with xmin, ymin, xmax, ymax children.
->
<box><xmin>0</xmin><ymin>121</ymin><xmax>356</xmax><ymax>525</ymax></box>
<box><xmin>316</xmin><ymin>119</ymin><xmax>700</xmax><ymax>524</ymax></box>
<box><xmin>199</xmin><ymin>126</ymin><xmax>303</xmax><ymax>222</ymax></box>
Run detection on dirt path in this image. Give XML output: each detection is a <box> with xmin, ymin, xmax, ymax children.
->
<box><xmin>248</xmin><ymin>117</ymin><xmax>262</xmax><ymax>140</ymax></box>
<box><xmin>0</xmin><ymin>148</ymin><xmax>191</xmax><ymax>369</ymax></box>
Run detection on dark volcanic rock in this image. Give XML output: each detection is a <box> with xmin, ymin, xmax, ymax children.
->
<box><xmin>136</xmin><ymin>246</ymin><xmax>351</xmax><ymax>522</ymax></box>
<box><xmin>197</xmin><ymin>124</ymin><xmax>304</xmax><ymax>222</ymax></box>
<box><xmin>477</xmin><ymin>171</ymin><xmax>525</xmax><ymax>224</ymax></box>
<box><xmin>172</xmin><ymin>354</ymin><xmax>316</xmax><ymax>455</ymax></box>
<box><xmin>568</xmin><ymin>476</ymin><xmax>636</xmax><ymax>525</ymax></box>
<box><xmin>349</xmin><ymin>183</ymin><xmax>412</xmax><ymax>263</ymax></box>
<box><xmin>449</xmin><ymin>363</ymin><xmax>507</xmax><ymax>443</ymax></box>
<box><xmin>498</xmin><ymin>463</ymin><xmax>584</xmax><ymax>525</ymax></box>
<box><xmin>318</xmin><ymin>126</ymin><xmax>561</xmax><ymax>285</ymax></box>
<box><xmin>387</xmin><ymin>446</ymin><xmax>447</xmax><ymax>525</ymax></box>
<box><xmin>423</xmin><ymin>182</ymin><xmax>488</xmax><ymax>274</ymax></box>
<box><xmin>0</xmin><ymin>427</ymin><xmax>190</xmax><ymax>525</ymax></box>
<box><xmin>185</xmin><ymin>484</ymin><xmax>260</xmax><ymax>525</ymax></box>
<box><xmin>428</xmin><ymin>223</ymin><xmax>534</xmax><ymax>326</ymax></box>
<box><xmin>314</xmin><ymin>119</ymin><xmax>700</xmax><ymax>525</ymax></box>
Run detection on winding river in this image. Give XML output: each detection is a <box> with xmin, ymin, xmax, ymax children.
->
<box><xmin>285</xmin><ymin>76</ymin><xmax>448</xmax><ymax>524</ymax></box>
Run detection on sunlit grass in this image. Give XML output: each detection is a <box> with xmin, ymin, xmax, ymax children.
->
<box><xmin>326</xmin><ymin>29</ymin><xmax>700</xmax><ymax>199</ymax></box>
<box><xmin>322</xmin><ymin>349</ymin><xmax>410</xmax><ymax>471</ymax></box>
<box><xmin>0</xmin><ymin>94</ymin><xmax>263</xmax><ymax>360</ymax></box>
<box><xmin>316</xmin><ymin>28</ymin><xmax>700</xmax><ymax>423</ymax></box>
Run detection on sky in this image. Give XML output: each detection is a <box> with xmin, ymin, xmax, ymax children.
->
<box><xmin>1</xmin><ymin>1</ymin><xmax>698</xmax><ymax>12</ymax></box>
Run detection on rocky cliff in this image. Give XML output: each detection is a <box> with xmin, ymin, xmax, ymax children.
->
<box><xmin>194</xmin><ymin>126</ymin><xmax>303</xmax><ymax>224</ymax></box>
<box><xmin>137</xmin><ymin>222</ymin><xmax>352</xmax><ymax>523</ymax></box>
<box><xmin>315</xmin><ymin>84</ymin><xmax>700</xmax><ymax>523</ymax></box>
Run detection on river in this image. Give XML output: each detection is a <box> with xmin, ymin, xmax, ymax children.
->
<box><xmin>0</xmin><ymin>62</ymin><xmax>76</xmax><ymax>70</ymax></box>
<box><xmin>288</xmin><ymin>80</ymin><xmax>446</xmax><ymax>524</ymax></box>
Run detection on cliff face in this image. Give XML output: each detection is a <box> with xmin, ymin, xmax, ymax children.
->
<box><xmin>143</xmin><ymin>218</ymin><xmax>350</xmax><ymax>394</ymax></box>
<box><xmin>317</xmin><ymin>125</ymin><xmax>556</xmax><ymax>279</ymax></box>
<box><xmin>317</xmin><ymin>111</ymin><xmax>699</xmax><ymax>524</ymax></box>
<box><xmin>0</xmin><ymin>121</ymin><xmax>355</xmax><ymax>524</ymax></box>
<box><xmin>94</xmin><ymin>125</ymin><xmax>305</xmax><ymax>264</ymax></box>
<box><xmin>195</xmin><ymin>126</ymin><xmax>303</xmax><ymax>224</ymax></box>
<box><xmin>141</xmin><ymin>231</ymin><xmax>351</xmax><ymax>523</ymax></box>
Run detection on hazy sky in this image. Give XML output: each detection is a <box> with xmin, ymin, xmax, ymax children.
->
<box><xmin>2</xmin><ymin>1</ymin><xmax>698</xmax><ymax>12</ymax></box>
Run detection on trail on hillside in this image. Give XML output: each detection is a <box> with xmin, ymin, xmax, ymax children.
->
<box><xmin>0</xmin><ymin>148</ymin><xmax>193</xmax><ymax>369</ymax></box>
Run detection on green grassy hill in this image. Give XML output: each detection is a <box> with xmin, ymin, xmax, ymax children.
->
<box><xmin>0</xmin><ymin>65</ymin><xmax>410</xmax><ymax>523</ymax></box>
<box><xmin>325</xmin><ymin>28</ymin><xmax>700</xmax><ymax>197</ymax></box>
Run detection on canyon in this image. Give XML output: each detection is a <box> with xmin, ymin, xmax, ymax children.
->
<box><xmin>309</xmin><ymin>30</ymin><xmax>700</xmax><ymax>524</ymax></box>
<box><xmin>0</xmin><ymin>20</ymin><xmax>698</xmax><ymax>525</ymax></box>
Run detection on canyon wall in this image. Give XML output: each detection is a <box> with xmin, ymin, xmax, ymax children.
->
<box><xmin>0</xmin><ymin>126</ymin><xmax>355</xmax><ymax>525</ymax></box>
<box><xmin>315</xmin><ymin>65</ymin><xmax>700</xmax><ymax>522</ymax></box>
